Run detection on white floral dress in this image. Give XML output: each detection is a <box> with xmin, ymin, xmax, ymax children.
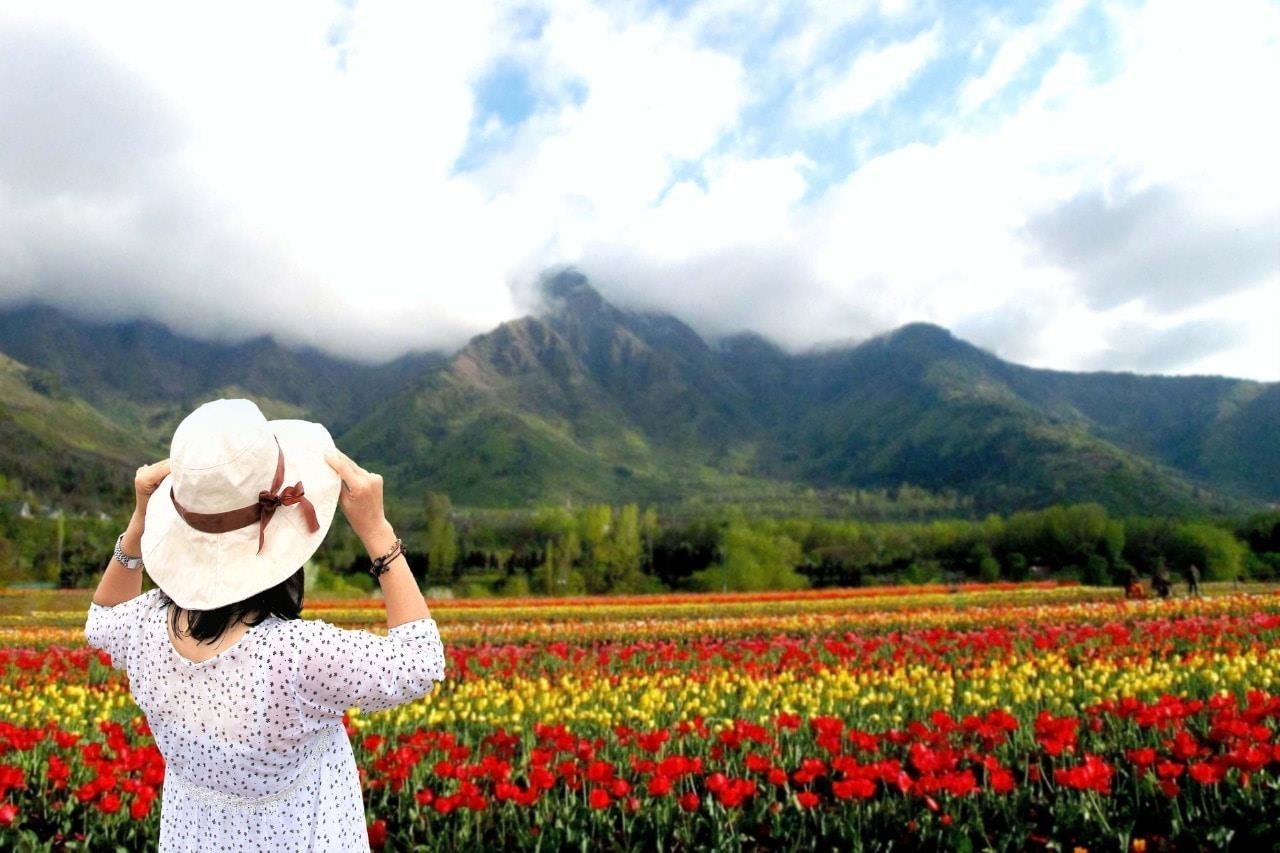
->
<box><xmin>85</xmin><ymin>588</ymin><xmax>447</xmax><ymax>851</ymax></box>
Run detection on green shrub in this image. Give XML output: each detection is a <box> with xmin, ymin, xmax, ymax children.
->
<box><xmin>498</xmin><ymin>572</ymin><xmax>531</xmax><ymax>598</ymax></box>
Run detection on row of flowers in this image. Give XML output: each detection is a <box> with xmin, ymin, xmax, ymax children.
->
<box><xmin>2</xmin><ymin>586</ymin><xmax>1279</xmax><ymax>847</ymax></box>
<box><xmin>1</xmin><ymin>693</ymin><xmax>1277</xmax><ymax>848</ymax></box>
<box><xmin>7</xmin><ymin>597</ymin><xmax>1280</xmax><ymax>680</ymax></box>
<box><xmin>3</xmin><ymin>585</ymin><xmax>1275</xmax><ymax>652</ymax></box>
<box><xmin>0</xmin><ymin>581</ymin><xmax>1110</xmax><ymax>630</ymax></box>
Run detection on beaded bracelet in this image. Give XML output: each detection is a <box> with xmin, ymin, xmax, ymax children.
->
<box><xmin>369</xmin><ymin>538</ymin><xmax>403</xmax><ymax>578</ymax></box>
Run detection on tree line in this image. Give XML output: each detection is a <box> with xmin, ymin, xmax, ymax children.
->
<box><xmin>313</xmin><ymin>498</ymin><xmax>1280</xmax><ymax>596</ymax></box>
<box><xmin>3</xmin><ymin>476</ymin><xmax>1277</xmax><ymax>596</ymax></box>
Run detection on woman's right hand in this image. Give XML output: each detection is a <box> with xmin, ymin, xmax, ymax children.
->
<box><xmin>324</xmin><ymin>449</ymin><xmax>394</xmax><ymax>550</ymax></box>
<box><xmin>133</xmin><ymin>459</ymin><xmax>172</xmax><ymax>519</ymax></box>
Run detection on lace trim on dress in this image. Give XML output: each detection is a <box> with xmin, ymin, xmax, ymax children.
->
<box><xmin>165</xmin><ymin>741</ymin><xmax>323</xmax><ymax>815</ymax></box>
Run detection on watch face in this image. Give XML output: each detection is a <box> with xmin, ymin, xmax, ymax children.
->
<box><xmin>115</xmin><ymin>534</ymin><xmax>143</xmax><ymax>569</ymax></box>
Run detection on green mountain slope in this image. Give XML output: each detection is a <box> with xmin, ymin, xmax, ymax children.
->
<box><xmin>719</xmin><ymin>324</ymin><xmax>1233</xmax><ymax>514</ymax></box>
<box><xmin>340</xmin><ymin>303</ymin><xmax>761</xmax><ymax>507</ymax></box>
<box><xmin>0</xmin><ymin>275</ymin><xmax>1275</xmax><ymax>515</ymax></box>
<box><xmin>0</xmin><ymin>353</ymin><xmax>158</xmax><ymax>508</ymax></box>
<box><xmin>0</xmin><ymin>305</ymin><xmax>446</xmax><ymax>440</ymax></box>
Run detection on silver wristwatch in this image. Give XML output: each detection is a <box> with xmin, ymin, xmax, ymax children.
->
<box><xmin>113</xmin><ymin>533</ymin><xmax>145</xmax><ymax>571</ymax></box>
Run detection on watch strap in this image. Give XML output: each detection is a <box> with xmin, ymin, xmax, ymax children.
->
<box><xmin>114</xmin><ymin>533</ymin><xmax>145</xmax><ymax>571</ymax></box>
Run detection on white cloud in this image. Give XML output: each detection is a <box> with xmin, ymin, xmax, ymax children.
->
<box><xmin>961</xmin><ymin>0</ymin><xmax>1087</xmax><ymax>111</ymax></box>
<box><xmin>792</xmin><ymin>0</ymin><xmax>1280</xmax><ymax>378</ymax></box>
<box><xmin>0</xmin><ymin>0</ymin><xmax>1277</xmax><ymax>381</ymax></box>
<box><xmin>798</xmin><ymin>26</ymin><xmax>941</xmax><ymax>124</ymax></box>
<box><xmin>771</xmin><ymin>1</ymin><xmax>876</xmax><ymax>70</ymax></box>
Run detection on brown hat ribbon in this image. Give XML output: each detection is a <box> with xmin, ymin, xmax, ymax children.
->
<box><xmin>170</xmin><ymin>438</ymin><xmax>321</xmax><ymax>553</ymax></box>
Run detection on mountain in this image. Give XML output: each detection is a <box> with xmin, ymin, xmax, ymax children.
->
<box><xmin>0</xmin><ymin>351</ymin><xmax>156</xmax><ymax>509</ymax></box>
<box><xmin>0</xmin><ymin>273</ymin><xmax>1276</xmax><ymax>515</ymax></box>
<box><xmin>716</xmin><ymin>323</ymin><xmax>1236</xmax><ymax>514</ymax></box>
<box><xmin>341</xmin><ymin>272</ymin><xmax>765</xmax><ymax>506</ymax></box>
<box><xmin>0</xmin><ymin>304</ymin><xmax>445</xmax><ymax>440</ymax></box>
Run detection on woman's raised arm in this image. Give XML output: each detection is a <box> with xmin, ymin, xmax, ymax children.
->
<box><xmin>92</xmin><ymin>459</ymin><xmax>170</xmax><ymax>607</ymax></box>
<box><xmin>324</xmin><ymin>449</ymin><xmax>431</xmax><ymax>628</ymax></box>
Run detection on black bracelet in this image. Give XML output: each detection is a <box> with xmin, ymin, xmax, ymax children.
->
<box><xmin>369</xmin><ymin>538</ymin><xmax>403</xmax><ymax>578</ymax></box>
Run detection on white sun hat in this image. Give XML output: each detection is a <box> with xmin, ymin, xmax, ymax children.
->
<box><xmin>141</xmin><ymin>398</ymin><xmax>342</xmax><ymax>610</ymax></box>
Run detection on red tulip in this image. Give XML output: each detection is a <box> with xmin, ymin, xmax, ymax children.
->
<box><xmin>1188</xmin><ymin>762</ymin><xmax>1224</xmax><ymax>784</ymax></box>
<box><xmin>367</xmin><ymin>818</ymin><xmax>387</xmax><ymax>849</ymax></box>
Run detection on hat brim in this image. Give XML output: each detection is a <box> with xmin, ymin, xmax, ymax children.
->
<box><xmin>141</xmin><ymin>419</ymin><xmax>341</xmax><ymax>610</ymax></box>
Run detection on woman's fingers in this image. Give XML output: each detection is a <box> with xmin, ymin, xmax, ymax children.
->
<box><xmin>325</xmin><ymin>450</ymin><xmax>357</xmax><ymax>482</ymax></box>
<box><xmin>326</xmin><ymin>449</ymin><xmax>382</xmax><ymax>500</ymax></box>
<box><xmin>324</xmin><ymin>449</ymin><xmax>388</xmax><ymax>545</ymax></box>
<box><xmin>134</xmin><ymin>459</ymin><xmax>171</xmax><ymax>495</ymax></box>
<box><xmin>325</xmin><ymin>449</ymin><xmax>370</xmax><ymax>491</ymax></box>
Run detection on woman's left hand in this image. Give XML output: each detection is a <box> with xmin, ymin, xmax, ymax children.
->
<box><xmin>133</xmin><ymin>459</ymin><xmax>172</xmax><ymax>517</ymax></box>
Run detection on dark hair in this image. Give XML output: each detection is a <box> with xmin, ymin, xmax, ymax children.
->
<box><xmin>157</xmin><ymin>568</ymin><xmax>305</xmax><ymax>645</ymax></box>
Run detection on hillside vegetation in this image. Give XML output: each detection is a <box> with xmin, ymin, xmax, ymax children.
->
<box><xmin>0</xmin><ymin>271</ymin><xmax>1275</xmax><ymax>521</ymax></box>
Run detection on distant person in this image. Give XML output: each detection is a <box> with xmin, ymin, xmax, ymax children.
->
<box><xmin>1185</xmin><ymin>563</ymin><xmax>1202</xmax><ymax>597</ymax></box>
<box><xmin>1124</xmin><ymin>568</ymin><xmax>1145</xmax><ymax>600</ymax></box>
<box><xmin>1153</xmin><ymin>561</ymin><xmax>1173</xmax><ymax>599</ymax></box>
<box><xmin>85</xmin><ymin>399</ymin><xmax>447</xmax><ymax>851</ymax></box>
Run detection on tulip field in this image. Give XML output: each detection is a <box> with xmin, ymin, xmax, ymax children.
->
<box><xmin>2</xmin><ymin>582</ymin><xmax>1280</xmax><ymax>850</ymax></box>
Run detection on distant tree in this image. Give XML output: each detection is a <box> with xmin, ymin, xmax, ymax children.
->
<box><xmin>640</xmin><ymin>507</ymin><xmax>659</xmax><ymax>574</ymax></box>
<box><xmin>1170</xmin><ymin>522</ymin><xmax>1246</xmax><ymax>582</ymax></box>
<box><xmin>1005</xmin><ymin>552</ymin><xmax>1029</xmax><ymax>581</ymax></box>
<box><xmin>577</xmin><ymin>504</ymin><xmax>613</xmax><ymax>593</ymax></box>
<box><xmin>904</xmin><ymin>559</ymin><xmax>941</xmax><ymax>585</ymax></box>
<box><xmin>1082</xmin><ymin>554</ymin><xmax>1110</xmax><ymax>586</ymax></box>
<box><xmin>498</xmin><ymin>572</ymin><xmax>530</xmax><ymax>598</ymax></box>
<box><xmin>690</xmin><ymin>522</ymin><xmax>806</xmax><ymax>592</ymax></box>
<box><xmin>0</xmin><ymin>536</ymin><xmax>17</xmax><ymax>586</ymax></box>
<box><xmin>609</xmin><ymin>504</ymin><xmax>644</xmax><ymax>592</ymax></box>
<box><xmin>424</xmin><ymin>492</ymin><xmax>459</xmax><ymax>585</ymax></box>
<box><xmin>541</xmin><ymin>540</ymin><xmax>557</xmax><ymax>594</ymax></box>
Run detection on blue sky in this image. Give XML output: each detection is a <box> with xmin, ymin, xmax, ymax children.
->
<box><xmin>0</xmin><ymin>0</ymin><xmax>1277</xmax><ymax>379</ymax></box>
<box><xmin>461</xmin><ymin>1</ymin><xmax>1121</xmax><ymax>197</ymax></box>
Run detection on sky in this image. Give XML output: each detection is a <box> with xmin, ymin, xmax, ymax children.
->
<box><xmin>0</xmin><ymin>0</ymin><xmax>1277</xmax><ymax>380</ymax></box>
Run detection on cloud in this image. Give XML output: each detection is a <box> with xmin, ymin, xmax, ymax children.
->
<box><xmin>579</xmin><ymin>242</ymin><xmax>877</xmax><ymax>350</ymax></box>
<box><xmin>797</xmin><ymin>26</ymin><xmax>941</xmax><ymax>124</ymax></box>
<box><xmin>960</xmin><ymin>0</ymin><xmax>1087</xmax><ymax>111</ymax></box>
<box><xmin>0</xmin><ymin>4</ymin><xmax>513</xmax><ymax>361</ymax></box>
<box><xmin>1024</xmin><ymin>184</ymin><xmax>1280</xmax><ymax>313</ymax></box>
<box><xmin>1084</xmin><ymin>318</ymin><xmax>1244</xmax><ymax>374</ymax></box>
<box><xmin>0</xmin><ymin>27</ymin><xmax>183</xmax><ymax>200</ymax></box>
<box><xmin>0</xmin><ymin>0</ymin><xmax>1277</xmax><ymax>381</ymax></box>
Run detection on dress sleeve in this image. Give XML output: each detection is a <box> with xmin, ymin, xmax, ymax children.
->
<box><xmin>292</xmin><ymin>616</ymin><xmax>447</xmax><ymax>719</ymax></box>
<box><xmin>84</xmin><ymin>589</ymin><xmax>160</xmax><ymax>672</ymax></box>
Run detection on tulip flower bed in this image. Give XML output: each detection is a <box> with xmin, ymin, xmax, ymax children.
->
<box><xmin>1</xmin><ymin>584</ymin><xmax>1279</xmax><ymax>849</ymax></box>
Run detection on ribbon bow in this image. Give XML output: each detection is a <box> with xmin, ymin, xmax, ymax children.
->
<box><xmin>171</xmin><ymin>438</ymin><xmax>321</xmax><ymax>554</ymax></box>
<box><xmin>256</xmin><ymin>479</ymin><xmax>320</xmax><ymax>554</ymax></box>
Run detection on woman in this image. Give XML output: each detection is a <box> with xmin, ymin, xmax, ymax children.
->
<box><xmin>85</xmin><ymin>398</ymin><xmax>446</xmax><ymax>851</ymax></box>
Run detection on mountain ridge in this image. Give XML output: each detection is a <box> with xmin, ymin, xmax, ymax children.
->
<box><xmin>0</xmin><ymin>273</ymin><xmax>1275</xmax><ymax>514</ymax></box>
